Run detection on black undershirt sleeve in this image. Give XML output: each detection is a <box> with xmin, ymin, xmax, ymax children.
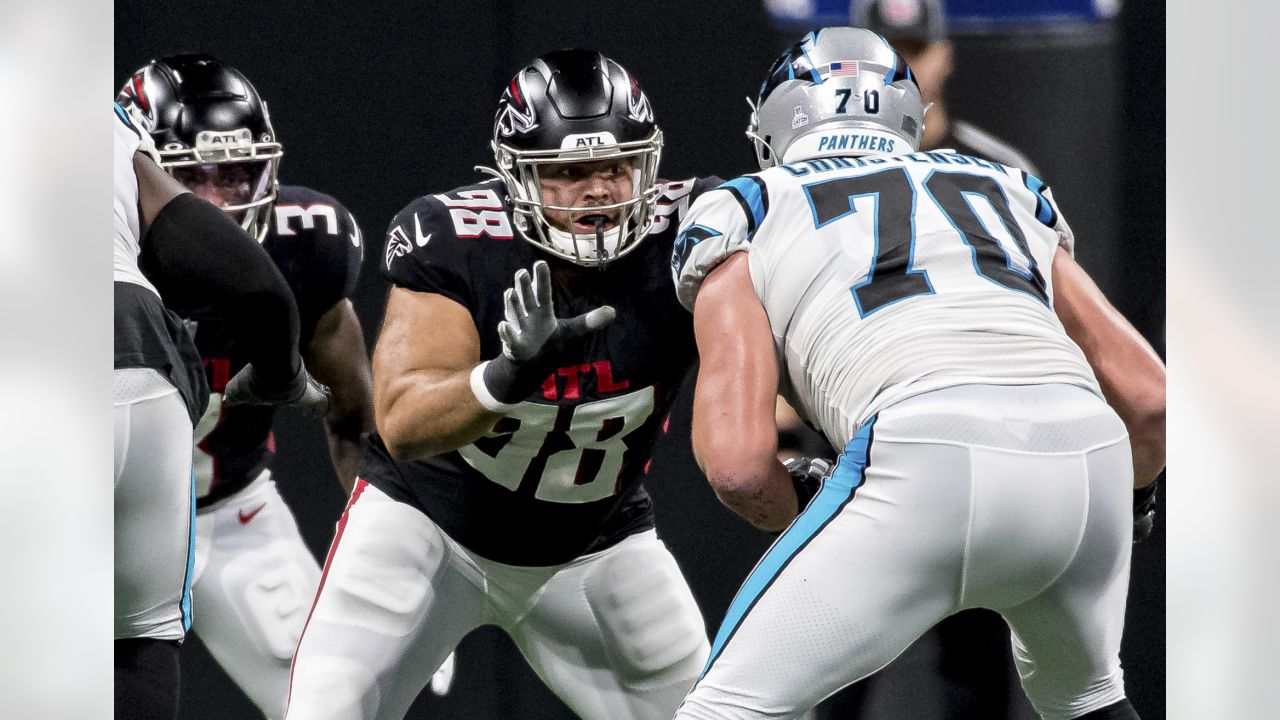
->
<box><xmin>140</xmin><ymin>193</ymin><xmax>301</xmax><ymax>387</ymax></box>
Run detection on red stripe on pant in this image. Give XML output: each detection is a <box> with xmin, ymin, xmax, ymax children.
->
<box><xmin>285</xmin><ymin>477</ymin><xmax>368</xmax><ymax>714</ymax></box>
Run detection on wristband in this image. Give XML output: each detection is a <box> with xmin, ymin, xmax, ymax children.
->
<box><xmin>470</xmin><ymin>362</ymin><xmax>519</xmax><ymax>413</ymax></box>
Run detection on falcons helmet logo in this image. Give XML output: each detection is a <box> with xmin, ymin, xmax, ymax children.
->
<box><xmin>495</xmin><ymin>75</ymin><xmax>538</xmax><ymax>137</ymax></box>
<box><xmin>626</xmin><ymin>75</ymin><xmax>653</xmax><ymax>124</ymax></box>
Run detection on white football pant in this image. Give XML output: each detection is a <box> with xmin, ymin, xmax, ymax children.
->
<box><xmin>191</xmin><ymin>471</ymin><xmax>320</xmax><ymax>719</ymax></box>
<box><xmin>115</xmin><ymin>367</ymin><xmax>196</xmax><ymax>642</ymax></box>
<box><xmin>677</xmin><ymin>383</ymin><xmax>1134</xmax><ymax>720</ymax></box>
<box><xmin>285</xmin><ymin>481</ymin><xmax>710</xmax><ymax>720</ymax></box>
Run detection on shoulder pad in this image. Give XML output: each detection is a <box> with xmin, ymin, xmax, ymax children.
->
<box><xmin>385</xmin><ymin>193</ymin><xmax>456</xmax><ymax>272</ymax></box>
<box><xmin>671</xmin><ymin>179</ymin><xmax>758</xmax><ymax>310</ymax></box>
<box><xmin>382</xmin><ymin>184</ymin><xmax>505</xmax><ymax>306</ymax></box>
<box><xmin>650</xmin><ymin>176</ymin><xmax>721</xmax><ymax>236</ymax></box>
<box><xmin>272</xmin><ymin>185</ymin><xmax>351</xmax><ymax>240</ymax></box>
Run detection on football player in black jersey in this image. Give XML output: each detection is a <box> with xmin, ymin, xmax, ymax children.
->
<box><xmin>286</xmin><ymin>50</ymin><xmax>719</xmax><ymax>720</ymax></box>
<box><xmin>115</xmin><ymin>100</ymin><xmax>327</xmax><ymax>720</ymax></box>
<box><xmin>117</xmin><ymin>55</ymin><xmax>374</xmax><ymax>720</ymax></box>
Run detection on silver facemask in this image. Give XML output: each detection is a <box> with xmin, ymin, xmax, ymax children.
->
<box><xmin>748</xmin><ymin>27</ymin><xmax>926</xmax><ymax>169</ymax></box>
<box><xmin>484</xmin><ymin>129</ymin><xmax>664</xmax><ymax>268</ymax></box>
<box><xmin>158</xmin><ymin>126</ymin><xmax>283</xmax><ymax>243</ymax></box>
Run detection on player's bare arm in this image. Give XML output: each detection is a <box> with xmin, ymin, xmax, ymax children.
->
<box><xmin>304</xmin><ymin>298</ymin><xmax>373</xmax><ymax>494</ymax></box>
<box><xmin>134</xmin><ymin>150</ymin><xmax>190</xmax><ymax>231</ymax></box>
<box><xmin>691</xmin><ymin>252</ymin><xmax>796</xmax><ymax>533</ymax></box>
<box><xmin>373</xmin><ymin>286</ymin><xmax>499</xmax><ymax>461</ymax></box>
<box><xmin>1052</xmin><ymin>247</ymin><xmax>1166</xmax><ymax>487</ymax></box>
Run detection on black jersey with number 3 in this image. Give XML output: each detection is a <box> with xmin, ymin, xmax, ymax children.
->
<box><xmin>364</xmin><ymin>176</ymin><xmax>720</xmax><ymax>566</ymax></box>
<box><xmin>192</xmin><ymin>184</ymin><xmax>363</xmax><ymax>507</ymax></box>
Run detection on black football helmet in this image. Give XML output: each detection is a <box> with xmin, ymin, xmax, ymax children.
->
<box><xmin>484</xmin><ymin>49</ymin><xmax>664</xmax><ymax>266</ymax></box>
<box><xmin>116</xmin><ymin>54</ymin><xmax>282</xmax><ymax>242</ymax></box>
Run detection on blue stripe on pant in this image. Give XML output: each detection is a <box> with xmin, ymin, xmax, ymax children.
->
<box><xmin>180</xmin><ymin>466</ymin><xmax>196</xmax><ymax>632</ymax></box>
<box><xmin>698</xmin><ymin>417</ymin><xmax>877</xmax><ymax>680</ymax></box>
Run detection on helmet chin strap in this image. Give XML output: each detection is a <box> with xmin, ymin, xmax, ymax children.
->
<box><xmin>594</xmin><ymin>217</ymin><xmax>608</xmax><ymax>271</ymax></box>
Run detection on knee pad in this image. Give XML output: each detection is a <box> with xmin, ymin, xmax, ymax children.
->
<box><xmin>313</xmin><ymin>503</ymin><xmax>446</xmax><ymax>639</ymax></box>
<box><xmin>205</xmin><ymin>539</ymin><xmax>319</xmax><ymax>661</ymax></box>
<box><xmin>286</xmin><ymin>656</ymin><xmax>380</xmax><ymax>720</ymax></box>
<box><xmin>584</xmin><ymin>536</ymin><xmax>709</xmax><ymax>682</ymax></box>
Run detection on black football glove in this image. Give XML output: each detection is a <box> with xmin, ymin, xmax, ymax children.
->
<box><xmin>223</xmin><ymin>361</ymin><xmax>331</xmax><ymax>420</ymax></box>
<box><xmin>481</xmin><ymin>260</ymin><xmax>616</xmax><ymax>404</ymax></box>
<box><xmin>1132</xmin><ymin>481</ymin><xmax>1158</xmax><ymax>544</ymax></box>
<box><xmin>783</xmin><ymin>456</ymin><xmax>833</xmax><ymax>514</ymax></box>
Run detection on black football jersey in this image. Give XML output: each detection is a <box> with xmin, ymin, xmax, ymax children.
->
<box><xmin>192</xmin><ymin>184</ymin><xmax>364</xmax><ymax>506</ymax></box>
<box><xmin>363</xmin><ymin>176</ymin><xmax>721</xmax><ymax>566</ymax></box>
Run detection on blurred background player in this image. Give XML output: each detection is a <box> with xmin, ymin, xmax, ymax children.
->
<box><xmin>284</xmin><ymin>49</ymin><xmax>719</xmax><ymax>719</ymax></box>
<box><xmin>671</xmin><ymin>27</ymin><xmax>1162</xmax><ymax>720</ymax></box>
<box><xmin>117</xmin><ymin>54</ymin><xmax>373</xmax><ymax>720</ymax></box>
<box><xmin>853</xmin><ymin>0</ymin><xmax>1038</xmax><ymax>169</ymax></box>
<box><xmin>114</xmin><ymin>101</ymin><xmax>328</xmax><ymax>719</ymax></box>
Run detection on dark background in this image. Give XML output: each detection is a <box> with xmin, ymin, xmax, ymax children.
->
<box><xmin>116</xmin><ymin>1</ymin><xmax>1164</xmax><ymax>717</ymax></box>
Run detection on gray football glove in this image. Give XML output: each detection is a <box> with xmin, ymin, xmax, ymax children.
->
<box><xmin>783</xmin><ymin>456</ymin><xmax>833</xmax><ymax>512</ymax></box>
<box><xmin>223</xmin><ymin>361</ymin><xmax>331</xmax><ymax>420</ymax></box>
<box><xmin>481</xmin><ymin>260</ymin><xmax>615</xmax><ymax>404</ymax></box>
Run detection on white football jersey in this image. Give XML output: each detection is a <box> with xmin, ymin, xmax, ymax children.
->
<box><xmin>673</xmin><ymin>150</ymin><xmax>1100</xmax><ymax>449</ymax></box>
<box><xmin>113</xmin><ymin>102</ymin><xmax>160</xmax><ymax>297</ymax></box>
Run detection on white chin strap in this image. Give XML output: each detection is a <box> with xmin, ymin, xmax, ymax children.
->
<box><xmin>546</xmin><ymin>224</ymin><xmax>624</xmax><ymax>263</ymax></box>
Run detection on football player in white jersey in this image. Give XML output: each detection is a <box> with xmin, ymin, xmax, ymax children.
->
<box><xmin>114</xmin><ymin>102</ymin><xmax>328</xmax><ymax>719</ymax></box>
<box><xmin>670</xmin><ymin>28</ymin><xmax>1164</xmax><ymax>720</ymax></box>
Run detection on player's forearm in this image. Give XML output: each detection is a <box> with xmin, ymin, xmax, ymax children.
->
<box><xmin>694</xmin><ymin>409</ymin><xmax>795</xmax><ymax>532</ymax></box>
<box><xmin>324</xmin><ymin>410</ymin><xmax>368</xmax><ymax>495</ymax></box>
<box><xmin>1101</xmin><ymin>380</ymin><xmax>1164</xmax><ymax>490</ymax></box>
<box><xmin>326</xmin><ymin>433</ymin><xmax>364</xmax><ymax>496</ymax></box>
<box><xmin>304</xmin><ymin>309</ymin><xmax>375</xmax><ymax>494</ymax></box>
<box><xmin>689</xmin><ymin>253</ymin><xmax>794</xmax><ymax>530</ymax></box>
<box><xmin>1053</xmin><ymin>250</ymin><xmax>1165</xmax><ymax>486</ymax></box>
<box><xmin>376</xmin><ymin>367</ymin><xmax>499</xmax><ymax>461</ymax></box>
<box><xmin>1128</xmin><ymin>428</ymin><xmax>1165</xmax><ymax>490</ymax></box>
<box><xmin>701</xmin><ymin>453</ymin><xmax>798</xmax><ymax>533</ymax></box>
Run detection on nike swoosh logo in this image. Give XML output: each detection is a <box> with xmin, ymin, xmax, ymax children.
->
<box><xmin>238</xmin><ymin>502</ymin><xmax>267</xmax><ymax>525</ymax></box>
<box><xmin>414</xmin><ymin>214</ymin><xmax>432</xmax><ymax>246</ymax></box>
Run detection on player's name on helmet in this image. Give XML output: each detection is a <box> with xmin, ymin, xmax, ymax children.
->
<box><xmin>779</xmin><ymin>149</ymin><xmax>1011</xmax><ymax>177</ymax></box>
